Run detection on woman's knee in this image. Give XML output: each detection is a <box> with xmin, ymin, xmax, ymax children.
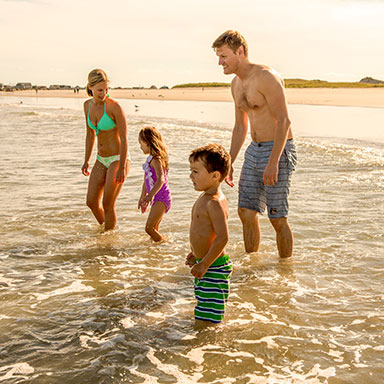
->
<box><xmin>102</xmin><ymin>199</ymin><xmax>116</xmax><ymax>213</ymax></box>
<box><xmin>86</xmin><ymin>198</ymin><xmax>98</xmax><ymax>211</ymax></box>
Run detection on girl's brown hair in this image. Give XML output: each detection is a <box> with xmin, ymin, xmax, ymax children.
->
<box><xmin>139</xmin><ymin>126</ymin><xmax>169</xmax><ymax>172</ymax></box>
<box><xmin>86</xmin><ymin>68</ymin><xmax>109</xmax><ymax>96</ymax></box>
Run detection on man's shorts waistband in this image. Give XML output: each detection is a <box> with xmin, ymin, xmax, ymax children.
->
<box><xmin>251</xmin><ymin>138</ymin><xmax>293</xmax><ymax>147</ymax></box>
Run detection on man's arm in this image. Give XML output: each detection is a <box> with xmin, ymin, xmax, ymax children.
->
<box><xmin>226</xmin><ymin>81</ymin><xmax>249</xmax><ymax>186</ymax></box>
<box><xmin>190</xmin><ymin>199</ymin><xmax>229</xmax><ymax>279</ymax></box>
<box><xmin>259</xmin><ymin>71</ymin><xmax>291</xmax><ymax>186</ymax></box>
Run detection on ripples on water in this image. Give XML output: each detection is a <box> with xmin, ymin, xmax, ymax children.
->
<box><xmin>0</xmin><ymin>97</ymin><xmax>383</xmax><ymax>383</ymax></box>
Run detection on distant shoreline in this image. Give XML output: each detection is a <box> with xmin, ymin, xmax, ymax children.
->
<box><xmin>1</xmin><ymin>87</ymin><xmax>384</xmax><ymax>108</ymax></box>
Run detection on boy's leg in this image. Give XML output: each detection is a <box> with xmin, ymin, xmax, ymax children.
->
<box><xmin>194</xmin><ymin>255</ymin><xmax>232</xmax><ymax>325</ymax></box>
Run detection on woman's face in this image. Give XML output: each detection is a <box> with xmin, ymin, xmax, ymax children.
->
<box><xmin>90</xmin><ymin>80</ymin><xmax>109</xmax><ymax>102</ymax></box>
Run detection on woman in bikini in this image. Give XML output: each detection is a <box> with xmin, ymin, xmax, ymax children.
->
<box><xmin>81</xmin><ymin>69</ymin><xmax>130</xmax><ymax>230</ymax></box>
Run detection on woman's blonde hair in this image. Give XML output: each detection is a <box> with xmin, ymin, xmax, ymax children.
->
<box><xmin>139</xmin><ymin>126</ymin><xmax>169</xmax><ymax>172</ymax></box>
<box><xmin>86</xmin><ymin>68</ymin><xmax>109</xmax><ymax>96</ymax></box>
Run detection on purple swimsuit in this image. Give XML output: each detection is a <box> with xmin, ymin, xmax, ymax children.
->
<box><xmin>143</xmin><ymin>155</ymin><xmax>172</xmax><ymax>212</ymax></box>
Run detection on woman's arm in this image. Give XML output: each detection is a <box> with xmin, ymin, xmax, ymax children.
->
<box><xmin>113</xmin><ymin>102</ymin><xmax>129</xmax><ymax>183</ymax></box>
<box><xmin>81</xmin><ymin>101</ymin><xmax>96</xmax><ymax>176</ymax></box>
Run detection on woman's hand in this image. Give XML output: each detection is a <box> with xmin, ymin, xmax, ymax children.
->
<box><xmin>115</xmin><ymin>166</ymin><xmax>127</xmax><ymax>184</ymax></box>
<box><xmin>81</xmin><ymin>161</ymin><xmax>90</xmax><ymax>176</ymax></box>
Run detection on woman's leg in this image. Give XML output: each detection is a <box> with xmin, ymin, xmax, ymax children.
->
<box><xmin>145</xmin><ymin>201</ymin><xmax>166</xmax><ymax>242</ymax></box>
<box><xmin>86</xmin><ymin>161</ymin><xmax>107</xmax><ymax>224</ymax></box>
<box><xmin>102</xmin><ymin>161</ymin><xmax>124</xmax><ymax>230</ymax></box>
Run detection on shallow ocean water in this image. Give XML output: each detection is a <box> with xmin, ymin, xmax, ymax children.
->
<box><xmin>0</xmin><ymin>95</ymin><xmax>383</xmax><ymax>383</ymax></box>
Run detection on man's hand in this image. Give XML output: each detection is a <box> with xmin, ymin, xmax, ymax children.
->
<box><xmin>225</xmin><ymin>165</ymin><xmax>235</xmax><ymax>187</ymax></box>
<box><xmin>263</xmin><ymin>161</ymin><xmax>279</xmax><ymax>186</ymax></box>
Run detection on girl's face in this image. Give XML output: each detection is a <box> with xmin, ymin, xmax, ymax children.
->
<box><xmin>90</xmin><ymin>81</ymin><xmax>109</xmax><ymax>103</ymax></box>
<box><xmin>139</xmin><ymin>138</ymin><xmax>150</xmax><ymax>154</ymax></box>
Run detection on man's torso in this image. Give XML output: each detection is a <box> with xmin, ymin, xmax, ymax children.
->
<box><xmin>232</xmin><ymin>65</ymin><xmax>292</xmax><ymax>142</ymax></box>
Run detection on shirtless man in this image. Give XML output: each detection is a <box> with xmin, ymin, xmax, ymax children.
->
<box><xmin>212</xmin><ymin>30</ymin><xmax>297</xmax><ymax>258</ymax></box>
<box><xmin>186</xmin><ymin>144</ymin><xmax>233</xmax><ymax>327</ymax></box>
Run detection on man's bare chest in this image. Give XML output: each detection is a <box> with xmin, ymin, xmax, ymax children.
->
<box><xmin>234</xmin><ymin>87</ymin><xmax>266</xmax><ymax>112</ymax></box>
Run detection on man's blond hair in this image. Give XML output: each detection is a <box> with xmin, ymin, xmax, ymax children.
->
<box><xmin>212</xmin><ymin>30</ymin><xmax>248</xmax><ymax>57</ymax></box>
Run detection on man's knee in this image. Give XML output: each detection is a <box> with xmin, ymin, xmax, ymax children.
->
<box><xmin>238</xmin><ymin>207</ymin><xmax>258</xmax><ymax>222</ymax></box>
<box><xmin>269</xmin><ymin>217</ymin><xmax>289</xmax><ymax>232</ymax></box>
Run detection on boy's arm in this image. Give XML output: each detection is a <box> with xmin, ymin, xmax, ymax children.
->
<box><xmin>190</xmin><ymin>199</ymin><xmax>229</xmax><ymax>279</ymax></box>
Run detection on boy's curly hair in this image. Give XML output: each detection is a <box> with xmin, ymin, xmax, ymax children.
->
<box><xmin>189</xmin><ymin>143</ymin><xmax>231</xmax><ymax>181</ymax></box>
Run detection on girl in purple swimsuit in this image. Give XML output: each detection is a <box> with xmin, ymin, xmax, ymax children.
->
<box><xmin>138</xmin><ymin>126</ymin><xmax>172</xmax><ymax>242</ymax></box>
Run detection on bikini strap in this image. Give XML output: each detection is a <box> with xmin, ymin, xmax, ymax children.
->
<box><xmin>87</xmin><ymin>100</ymin><xmax>93</xmax><ymax>116</ymax></box>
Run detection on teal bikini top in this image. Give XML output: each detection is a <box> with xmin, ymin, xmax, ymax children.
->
<box><xmin>87</xmin><ymin>100</ymin><xmax>116</xmax><ymax>135</ymax></box>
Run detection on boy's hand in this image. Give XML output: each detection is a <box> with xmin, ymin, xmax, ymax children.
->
<box><xmin>190</xmin><ymin>261</ymin><xmax>208</xmax><ymax>279</ymax></box>
<box><xmin>185</xmin><ymin>252</ymin><xmax>196</xmax><ymax>267</ymax></box>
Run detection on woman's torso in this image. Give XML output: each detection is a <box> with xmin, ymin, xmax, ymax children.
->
<box><xmin>86</xmin><ymin>98</ymin><xmax>121</xmax><ymax>157</ymax></box>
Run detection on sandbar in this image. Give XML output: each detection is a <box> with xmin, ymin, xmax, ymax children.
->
<box><xmin>1</xmin><ymin>87</ymin><xmax>383</xmax><ymax>108</ymax></box>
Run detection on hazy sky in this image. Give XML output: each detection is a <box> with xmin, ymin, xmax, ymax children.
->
<box><xmin>1</xmin><ymin>0</ymin><xmax>383</xmax><ymax>87</ymax></box>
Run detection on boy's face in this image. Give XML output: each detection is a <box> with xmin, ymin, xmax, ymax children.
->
<box><xmin>189</xmin><ymin>159</ymin><xmax>218</xmax><ymax>191</ymax></box>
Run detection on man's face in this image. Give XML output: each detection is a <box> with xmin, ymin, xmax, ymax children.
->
<box><xmin>215</xmin><ymin>44</ymin><xmax>240</xmax><ymax>75</ymax></box>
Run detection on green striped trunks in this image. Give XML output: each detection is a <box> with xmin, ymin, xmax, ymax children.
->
<box><xmin>194</xmin><ymin>254</ymin><xmax>233</xmax><ymax>323</ymax></box>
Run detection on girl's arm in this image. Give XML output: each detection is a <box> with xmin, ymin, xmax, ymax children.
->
<box><xmin>144</xmin><ymin>157</ymin><xmax>165</xmax><ymax>202</ymax></box>
<box><xmin>138</xmin><ymin>177</ymin><xmax>148</xmax><ymax>212</ymax></box>
<box><xmin>82</xmin><ymin>101</ymin><xmax>96</xmax><ymax>176</ymax></box>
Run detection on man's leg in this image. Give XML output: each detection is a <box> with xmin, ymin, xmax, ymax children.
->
<box><xmin>270</xmin><ymin>217</ymin><xmax>293</xmax><ymax>258</ymax></box>
<box><xmin>238</xmin><ymin>207</ymin><xmax>261</xmax><ymax>253</ymax></box>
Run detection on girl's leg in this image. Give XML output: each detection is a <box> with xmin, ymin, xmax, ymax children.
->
<box><xmin>86</xmin><ymin>161</ymin><xmax>107</xmax><ymax>224</ymax></box>
<box><xmin>102</xmin><ymin>161</ymin><xmax>124</xmax><ymax>230</ymax></box>
<box><xmin>145</xmin><ymin>201</ymin><xmax>166</xmax><ymax>242</ymax></box>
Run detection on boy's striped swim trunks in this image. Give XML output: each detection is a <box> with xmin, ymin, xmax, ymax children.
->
<box><xmin>194</xmin><ymin>254</ymin><xmax>233</xmax><ymax>323</ymax></box>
